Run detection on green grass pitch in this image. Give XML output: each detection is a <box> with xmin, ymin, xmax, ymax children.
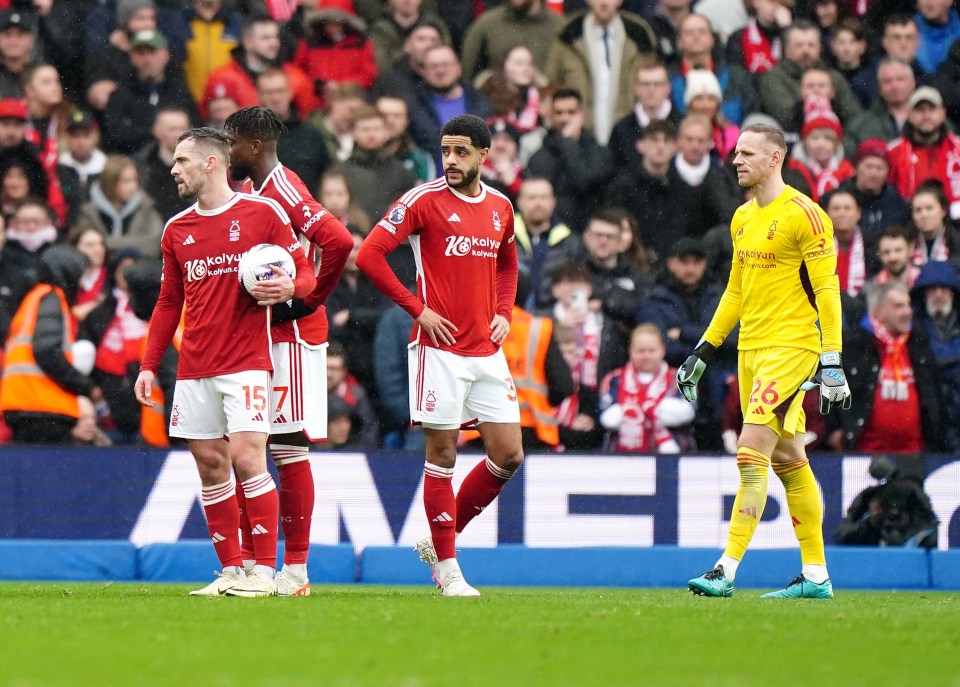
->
<box><xmin>3</xmin><ymin>583</ymin><xmax>959</xmax><ymax>687</ymax></box>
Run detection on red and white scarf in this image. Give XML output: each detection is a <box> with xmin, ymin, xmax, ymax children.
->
<box><xmin>615</xmin><ymin>361</ymin><xmax>673</xmax><ymax>452</ymax></box>
<box><xmin>838</xmin><ymin>229</ymin><xmax>866</xmax><ymax>296</ymax></box>
<box><xmin>911</xmin><ymin>229</ymin><xmax>951</xmax><ymax>267</ymax></box>
<box><xmin>742</xmin><ymin>19</ymin><xmax>780</xmax><ymax>75</ymax></box>
<box><xmin>874</xmin><ymin>264</ymin><xmax>921</xmax><ymax>289</ymax></box>
<box><xmin>507</xmin><ymin>86</ymin><xmax>541</xmax><ymax>133</ymax></box>
<box><xmin>579</xmin><ymin>311</ymin><xmax>602</xmax><ymax>388</ymax></box>
<box><xmin>869</xmin><ymin>314</ymin><xmax>914</xmax><ymax>401</ymax></box>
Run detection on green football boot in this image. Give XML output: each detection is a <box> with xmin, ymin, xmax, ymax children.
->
<box><xmin>760</xmin><ymin>575</ymin><xmax>834</xmax><ymax>599</ymax></box>
<box><xmin>688</xmin><ymin>565</ymin><xmax>734</xmax><ymax>597</ymax></box>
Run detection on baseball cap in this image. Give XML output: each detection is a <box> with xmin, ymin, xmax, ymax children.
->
<box><xmin>668</xmin><ymin>237</ymin><xmax>707</xmax><ymax>259</ymax></box>
<box><xmin>130</xmin><ymin>29</ymin><xmax>167</xmax><ymax>50</ymax></box>
<box><xmin>855</xmin><ymin>139</ymin><xmax>889</xmax><ymax>166</ymax></box>
<box><xmin>909</xmin><ymin>86</ymin><xmax>943</xmax><ymax>109</ymax></box>
<box><xmin>0</xmin><ymin>9</ymin><xmax>29</xmax><ymax>32</ymax></box>
<box><xmin>0</xmin><ymin>98</ymin><xmax>27</xmax><ymax>121</ymax></box>
<box><xmin>65</xmin><ymin>109</ymin><xmax>98</xmax><ymax>133</ymax></box>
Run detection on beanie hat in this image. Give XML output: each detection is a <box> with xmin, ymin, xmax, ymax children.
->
<box><xmin>116</xmin><ymin>0</ymin><xmax>155</xmax><ymax>27</ymax></box>
<box><xmin>855</xmin><ymin>139</ymin><xmax>889</xmax><ymax>166</ymax></box>
<box><xmin>683</xmin><ymin>69</ymin><xmax>723</xmax><ymax>107</ymax></box>
<box><xmin>801</xmin><ymin>95</ymin><xmax>842</xmax><ymax>139</ymax></box>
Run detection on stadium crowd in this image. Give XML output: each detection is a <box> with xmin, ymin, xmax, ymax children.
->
<box><xmin>1</xmin><ymin>0</ymin><xmax>960</xmax><ymax>457</ymax></box>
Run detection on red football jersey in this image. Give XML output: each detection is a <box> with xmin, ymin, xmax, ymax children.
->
<box><xmin>241</xmin><ymin>164</ymin><xmax>351</xmax><ymax>345</ymax></box>
<box><xmin>142</xmin><ymin>193</ymin><xmax>312</xmax><ymax>379</ymax></box>
<box><xmin>372</xmin><ymin>178</ymin><xmax>518</xmax><ymax>357</ymax></box>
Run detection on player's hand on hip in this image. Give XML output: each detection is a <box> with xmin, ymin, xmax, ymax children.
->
<box><xmin>135</xmin><ymin>370</ymin><xmax>156</xmax><ymax>407</ymax></box>
<box><xmin>489</xmin><ymin>314</ymin><xmax>510</xmax><ymax>344</ymax></box>
<box><xmin>416</xmin><ymin>307</ymin><xmax>457</xmax><ymax>347</ymax></box>
<box><xmin>250</xmin><ymin>265</ymin><xmax>295</xmax><ymax>306</ymax></box>
<box><xmin>800</xmin><ymin>352</ymin><xmax>851</xmax><ymax>414</ymax></box>
<box><xmin>675</xmin><ymin>339</ymin><xmax>715</xmax><ymax>403</ymax></box>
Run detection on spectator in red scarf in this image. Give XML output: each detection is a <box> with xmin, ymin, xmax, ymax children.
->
<box><xmin>907</xmin><ymin>179</ymin><xmax>960</xmax><ymax>269</ymax></box>
<box><xmin>79</xmin><ymin>246</ymin><xmax>148</xmax><ymax>444</ymax></box>
<box><xmin>887</xmin><ymin>86</ymin><xmax>960</xmax><ymax>219</ymax></box>
<box><xmin>598</xmin><ymin>323</ymin><xmax>695</xmax><ymax>453</ymax></box>
<box><xmin>787</xmin><ymin>95</ymin><xmax>854</xmax><ymax>201</ymax></box>
<box><xmin>825</xmin><ymin>188</ymin><xmax>868</xmax><ymax>297</ymax></box>
<box><xmin>826</xmin><ymin>280</ymin><xmax>942</xmax><ymax>452</ymax></box>
<box><xmin>862</xmin><ymin>224</ymin><xmax>921</xmax><ymax>304</ymax></box>
<box><xmin>726</xmin><ymin>0</ymin><xmax>794</xmax><ymax>76</ymax></box>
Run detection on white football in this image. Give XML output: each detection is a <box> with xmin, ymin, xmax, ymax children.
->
<box><xmin>237</xmin><ymin>243</ymin><xmax>296</xmax><ymax>296</ymax></box>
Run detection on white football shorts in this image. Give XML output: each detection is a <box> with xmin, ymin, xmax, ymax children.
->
<box><xmin>270</xmin><ymin>341</ymin><xmax>327</xmax><ymax>441</ymax></box>
<box><xmin>169</xmin><ymin>370</ymin><xmax>272</xmax><ymax>439</ymax></box>
<box><xmin>409</xmin><ymin>344</ymin><xmax>521</xmax><ymax>430</ymax></box>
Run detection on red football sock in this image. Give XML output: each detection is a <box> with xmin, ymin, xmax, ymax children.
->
<box><xmin>423</xmin><ymin>463</ymin><xmax>456</xmax><ymax>561</ymax></box>
<box><xmin>241</xmin><ymin>473</ymin><xmax>279</xmax><ymax>569</ymax></box>
<box><xmin>273</xmin><ymin>448</ymin><xmax>314</xmax><ymax>566</ymax></box>
<box><xmin>455</xmin><ymin>457</ymin><xmax>513</xmax><ymax>534</ymax></box>
<box><xmin>234</xmin><ymin>474</ymin><xmax>254</xmax><ymax>563</ymax></box>
<box><xmin>201</xmin><ymin>480</ymin><xmax>242</xmax><ymax>569</ymax></box>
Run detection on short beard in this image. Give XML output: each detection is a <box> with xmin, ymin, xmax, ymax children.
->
<box><xmin>446</xmin><ymin>162</ymin><xmax>479</xmax><ymax>189</ymax></box>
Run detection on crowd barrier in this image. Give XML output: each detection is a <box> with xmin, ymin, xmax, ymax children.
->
<box><xmin>1</xmin><ymin>448</ymin><xmax>958</xmax><ymax>588</ymax></box>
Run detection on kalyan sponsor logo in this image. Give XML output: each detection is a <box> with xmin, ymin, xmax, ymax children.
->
<box><xmin>444</xmin><ymin>235</ymin><xmax>502</xmax><ymax>257</ymax></box>
<box><xmin>184</xmin><ymin>252</ymin><xmax>244</xmax><ymax>282</ymax></box>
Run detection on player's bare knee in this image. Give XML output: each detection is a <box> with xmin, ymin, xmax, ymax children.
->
<box><xmin>736</xmin><ymin>423</ymin><xmax>778</xmax><ymax>456</ymax></box>
<box><xmin>189</xmin><ymin>442</ymin><xmax>230</xmax><ymax>481</ymax></box>
<box><xmin>491</xmin><ymin>445</ymin><xmax>524</xmax><ymax>472</ymax></box>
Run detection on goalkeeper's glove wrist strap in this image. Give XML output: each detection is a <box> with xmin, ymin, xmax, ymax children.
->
<box><xmin>693</xmin><ymin>340</ymin><xmax>717</xmax><ymax>363</ymax></box>
<box><xmin>820</xmin><ymin>351</ymin><xmax>842</xmax><ymax>367</ymax></box>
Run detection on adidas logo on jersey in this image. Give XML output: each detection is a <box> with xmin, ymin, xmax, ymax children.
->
<box><xmin>183</xmin><ymin>234</ymin><xmax>196</xmax><ymax>245</ymax></box>
<box><xmin>448</xmin><ymin>213</ymin><xmax>461</xmax><ymax>222</ymax></box>
<box><xmin>431</xmin><ymin>512</ymin><xmax>453</xmax><ymax>523</ymax></box>
<box><xmin>251</xmin><ymin>524</ymin><xmax>269</xmax><ymax>535</ymax></box>
<box><xmin>252</xmin><ymin>412</ymin><xmax>264</xmax><ymax>422</ymax></box>
<box><xmin>751</xmin><ymin>407</ymin><xmax>765</xmax><ymax>415</ymax></box>
<box><xmin>211</xmin><ymin>532</ymin><xmax>226</xmax><ymax>543</ymax></box>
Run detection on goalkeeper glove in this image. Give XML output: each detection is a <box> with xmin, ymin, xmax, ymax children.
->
<box><xmin>800</xmin><ymin>351</ymin><xmax>852</xmax><ymax>414</ymax></box>
<box><xmin>676</xmin><ymin>340</ymin><xmax>716</xmax><ymax>403</ymax></box>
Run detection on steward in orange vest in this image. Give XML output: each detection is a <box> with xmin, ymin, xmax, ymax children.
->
<box><xmin>0</xmin><ymin>246</ymin><xmax>101</xmax><ymax>443</ymax></box>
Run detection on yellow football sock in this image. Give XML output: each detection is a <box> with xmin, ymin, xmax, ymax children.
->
<box><xmin>773</xmin><ymin>459</ymin><xmax>826</xmax><ymax>566</ymax></box>
<box><xmin>723</xmin><ymin>447</ymin><xmax>771</xmax><ymax>561</ymax></box>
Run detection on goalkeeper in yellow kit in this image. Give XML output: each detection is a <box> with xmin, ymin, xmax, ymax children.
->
<box><xmin>677</xmin><ymin>124</ymin><xmax>850</xmax><ymax>599</ymax></box>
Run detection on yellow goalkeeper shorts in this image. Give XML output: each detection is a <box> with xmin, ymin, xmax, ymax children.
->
<box><xmin>738</xmin><ymin>348</ymin><xmax>819</xmax><ymax>439</ymax></box>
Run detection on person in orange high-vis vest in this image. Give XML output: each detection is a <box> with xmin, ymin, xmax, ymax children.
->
<box><xmin>461</xmin><ymin>295</ymin><xmax>573</xmax><ymax>450</ymax></box>
<box><xmin>0</xmin><ymin>246</ymin><xmax>101</xmax><ymax>443</ymax></box>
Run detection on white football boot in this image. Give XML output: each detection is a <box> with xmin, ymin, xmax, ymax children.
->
<box><xmin>189</xmin><ymin>570</ymin><xmax>244</xmax><ymax>597</ymax></box>
<box><xmin>437</xmin><ymin>560</ymin><xmax>480</xmax><ymax>597</ymax></box>
<box><xmin>414</xmin><ymin>536</ymin><xmax>441</xmax><ymax>588</ymax></box>
<box><xmin>225</xmin><ymin>569</ymin><xmax>277</xmax><ymax>598</ymax></box>
<box><xmin>274</xmin><ymin>568</ymin><xmax>311</xmax><ymax>597</ymax></box>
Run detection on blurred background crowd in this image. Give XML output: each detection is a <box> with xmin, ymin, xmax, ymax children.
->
<box><xmin>0</xmin><ymin>0</ymin><xmax>959</xmax><ymax>471</ymax></box>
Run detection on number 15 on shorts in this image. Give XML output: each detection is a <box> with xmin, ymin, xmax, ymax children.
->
<box><xmin>243</xmin><ymin>385</ymin><xmax>267</xmax><ymax>411</ymax></box>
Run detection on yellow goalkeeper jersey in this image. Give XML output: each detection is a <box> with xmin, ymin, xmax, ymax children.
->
<box><xmin>704</xmin><ymin>185</ymin><xmax>842</xmax><ymax>354</ymax></box>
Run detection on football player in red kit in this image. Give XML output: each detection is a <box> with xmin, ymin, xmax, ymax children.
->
<box><xmin>136</xmin><ymin>127</ymin><xmax>317</xmax><ymax>597</ymax></box>
<box><xmin>356</xmin><ymin>115</ymin><xmax>522</xmax><ymax>596</ymax></box>
<box><xmin>225</xmin><ymin>106</ymin><xmax>353</xmax><ymax>597</ymax></box>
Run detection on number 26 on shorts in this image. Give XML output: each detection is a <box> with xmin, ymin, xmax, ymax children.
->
<box><xmin>749</xmin><ymin>380</ymin><xmax>779</xmax><ymax>406</ymax></box>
